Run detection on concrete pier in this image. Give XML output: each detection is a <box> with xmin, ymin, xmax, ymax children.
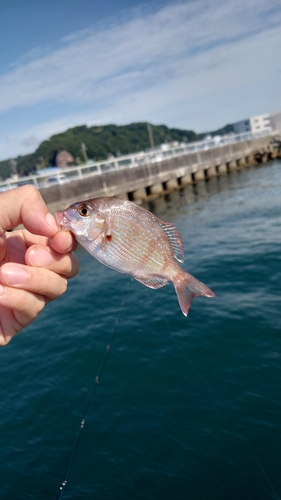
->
<box><xmin>166</xmin><ymin>178</ymin><xmax>179</xmax><ymax>190</ymax></box>
<box><xmin>227</xmin><ymin>160</ymin><xmax>237</xmax><ymax>171</ymax></box>
<box><xmin>193</xmin><ymin>170</ymin><xmax>205</xmax><ymax>181</ymax></box>
<box><xmin>218</xmin><ymin>163</ymin><xmax>227</xmax><ymax>174</ymax></box>
<box><xmin>237</xmin><ymin>158</ymin><xmax>246</xmax><ymax>167</ymax></box>
<box><xmin>180</xmin><ymin>173</ymin><xmax>193</xmax><ymax>185</ymax></box>
<box><xmin>132</xmin><ymin>187</ymin><xmax>147</xmax><ymax>201</ymax></box>
<box><xmin>150</xmin><ymin>182</ymin><xmax>164</xmax><ymax>195</ymax></box>
<box><xmin>40</xmin><ymin>133</ymin><xmax>281</xmax><ymax>213</ymax></box>
<box><xmin>206</xmin><ymin>166</ymin><xmax>217</xmax><ymax>177</ymax></box>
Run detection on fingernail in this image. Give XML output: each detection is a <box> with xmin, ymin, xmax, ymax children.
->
<box><xmin>28</xmin><ymin>247</ymin><xmax>53</xmax><ymax>267</ymax></box>
<box><xmin>1</xmin><ymin>265</ymin><xmax>29</xmax><ymax>285</ymax></box>
<box><xmin>46</xmin><ymin>212</ymin><xmax>58</xmax><ymax>230</ymax></box>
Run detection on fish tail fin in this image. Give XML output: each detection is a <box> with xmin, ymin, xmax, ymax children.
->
<box><xmin>174</xmin><ymin>272</ymin><xmax>216</xmax><ymax>316</ymax></box>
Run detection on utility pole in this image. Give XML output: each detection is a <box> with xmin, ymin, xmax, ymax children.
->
<box><xmin>81</xmin><ymin>143</ymin><xmax>88</xmax><ymax>163</ymax></box>
<box><xmin>147</xmin><ymin>123</ymin><xmax>155</xmax><ymax>149</ymax></box>
<box><xmin>10</xmin><ymin>159</ymin><xmax>18</xmax><ymax>179</ymax></box>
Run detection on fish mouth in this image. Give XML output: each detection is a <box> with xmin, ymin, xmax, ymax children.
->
<box><xmin>55</xmin><ymin>211</ymin><xmax>71</xmax><ymax>230</ymax></box>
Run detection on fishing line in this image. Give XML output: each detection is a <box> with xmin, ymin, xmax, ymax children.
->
<box><xmin>54</xmin><ymin>297</ymin><xmax>127</xmax><ymax>500</ymax></box>
<box><xmin>166</xmin><ymin>323</ymin><xmax>280</xmax><ymax>500</ymax></box>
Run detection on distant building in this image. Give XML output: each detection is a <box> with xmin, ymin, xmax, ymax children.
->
<box><xmin>270</xmin><ymin>111</ymin><xmax>281</xmax><ymax>132</ymax></box>
<box><xmin>233</xmin><ymin>114</ymin><xmax>272</xmax><ymax>134</ymax></box>
<box><xmin>56</xmin><ymin>150</ymin><xmax>74</xmax><ymax>168</ymax></box>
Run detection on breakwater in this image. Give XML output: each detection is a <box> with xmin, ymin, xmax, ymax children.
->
<box><xmin>41</xmin><ymin>133</ymin><xmax>280</xmax><ymax>213</ymax></box>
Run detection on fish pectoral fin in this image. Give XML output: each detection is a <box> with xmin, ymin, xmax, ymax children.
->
<box><xmin>99</xmin><ymin>216</ymin><xmax>113</xmax><ymax>248</ymax></box>
<box><xmin>87</xmin><ymin>215</ymin><xmax>112</xmax><ymax>249</ymax></box>
<box><xmin>134</xmin><ymin>276</ymin><xmax>169</xmax><ymax>289</ymax></box>
<box><xmin>88</xmin><ymin>215</ymin><xmax>106</xmax><ymax>241</ymax></box>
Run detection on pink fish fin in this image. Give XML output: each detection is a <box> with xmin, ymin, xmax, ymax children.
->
<box><xmin>133</xmin><ymin>205</ymin><xmax>184</xmax><ymax>263</ymax></box>
<box><xmin>101</xmin><ymin>215</ymin><xmax>113</xmax><ymax>247</ymax></box>
<box><xmin>153</xmin><ymin>217</ymin><xmax>184</xmax><ymax>262</ymax></box>
<box><xmin>88</xmin><ymin>214</ymin><xmax>106</xmax><ymax>241</ymax></box>
<box><xmin>134</xmin><ymin>276</ymin><xmax>169</xmax><ymax>289</ymax></box>
<box><xmin>174</xmin><ymin>272</ymin><xmax>216</xmax><ymax>316</ymax></box>
<box><xmin>158</xmin><ymin>221</ymin><xmax>184</xmax><ymax>263</ymax></box>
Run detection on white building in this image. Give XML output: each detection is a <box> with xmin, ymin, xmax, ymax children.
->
<box><xmin>270</xmin><ymin>111</ymin><xmax>281</xmax><ymax>132</ymax></box>
<box><xmin>233</xmin><ymin>114</ymin><xmax>272</xmax><ymax>134</ymax></box>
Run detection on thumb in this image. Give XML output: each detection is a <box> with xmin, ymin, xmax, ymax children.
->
<box><xmin>0</xmin><ymin>185</ymin><xmax>58</xmax><ymax>237</ymax></box>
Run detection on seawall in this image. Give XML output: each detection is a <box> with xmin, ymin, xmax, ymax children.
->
<box><xmin>41</xmin><ymin>134</ymin><xmax>281</xmax><ymax>213</ymax></box>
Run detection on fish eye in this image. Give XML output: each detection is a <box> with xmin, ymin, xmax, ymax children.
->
<box><xmin>77</xmin><ymin>204</ymin><xmax>90</xmax><ymax>217</ymax></box>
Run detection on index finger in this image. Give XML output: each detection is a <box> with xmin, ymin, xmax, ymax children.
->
<box><xmin>0</xmin><ymin>185</ymin><xmax>58</xmax><ymax>237</ymax></box>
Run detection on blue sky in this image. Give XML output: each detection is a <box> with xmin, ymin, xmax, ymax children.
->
<box><xmin>0</xmin><ymin>0</ymin><xmax>280</xmax><ymax>161</ymax></box>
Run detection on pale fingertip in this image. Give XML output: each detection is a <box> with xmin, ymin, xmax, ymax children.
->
<box><xmin>1</xmin><ymin>265</ymin><xmax>29</xmax><ymax>285</ymax></box>
<box><xmin>28</xmin><ymin>247</ymin><xmax>53</xmax><ymax>267</ymax></box>
<box><xmin>46</xmin><ymin>213</ymin><xmax>59</xmax><ymax>231</ymax></box>
<box><xmin>50</xmin><ymin>231</ymin><xmax>77</xmax><ymax>253</ymax></box>
<box><xmin>0</xmin><ymin>284</ymin><xmax>5</xmax><ymax>296</ymax></box>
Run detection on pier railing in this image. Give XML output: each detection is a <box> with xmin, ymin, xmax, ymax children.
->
<box><xmin>0</xmin><ymin>128</ymin><xmax>272</xmax><ymax>192</ymax></box>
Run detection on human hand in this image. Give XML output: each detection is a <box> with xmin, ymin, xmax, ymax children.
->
<box><xmin>0</xmin><ymin>186</ymin><xmax>79</xmax><ymax>345</ymax></box>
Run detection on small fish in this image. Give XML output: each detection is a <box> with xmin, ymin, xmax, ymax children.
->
<box><xmin>55</xmin><ymin>197</ymin><xmax>215</xmax><ymax>315</ymax></box>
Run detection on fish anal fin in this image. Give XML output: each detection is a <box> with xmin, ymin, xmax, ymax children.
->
<box><xmin>135</xmin><ymin>276</ymin><xmax>168</xmax><ymax>289</ymax></box>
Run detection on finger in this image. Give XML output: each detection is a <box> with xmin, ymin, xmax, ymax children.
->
<box><xmin>0</xmin><ymin>287</ymin><xmax>45</xmax><ymax>346</ymax></box>
<box><xmin>50</xmin><ymin>230</ymin><xmax>78</xmax><ymax>254</ymax></box>
<box><xmin>0</xmin><ymin>263</ymin><xmax>68</xmax><ymax>301</ymax></box>
<box><xmin>25</xmin><ymin>245</ymin><xmax>80</xmax><ymax>279</ymax></box>
<box><xmin>5</xmin><ymin>230</ymin><xmax>78</xmax><ymax>260</ymax></box>
<box><xmin>6</xmin><ymin>228</ymin><xmax>49</xmax><ymax>249</ymax></box>
<box><xmin>0</xmin><ymin>185</ymin><xmax>58</xmax><ymax>237</ymax></box>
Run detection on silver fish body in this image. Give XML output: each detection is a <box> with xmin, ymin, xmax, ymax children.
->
<box><xmin>55</xmin><ymin>197</ymin><xmax>215</xmax><ymax>315</ymax></box>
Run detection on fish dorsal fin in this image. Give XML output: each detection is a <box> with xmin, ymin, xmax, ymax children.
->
<box><xmin>158</xmin><ymin>221</ymin><xmax>184</xmax><ymax>262</ymax></box>
<box><xmin>131</xmin><ymin>203</ymin><xmax>184</xmax><ymax>263</ymax></box>
<box><xmin>134</xmin><ymin>276</ymin><xmax>169</xmax><ymax>289</ymax></box>
<box><xmin>156</xmin><ymin>219</ymin><xmax>184</xmax><ymax>263</ymax></box>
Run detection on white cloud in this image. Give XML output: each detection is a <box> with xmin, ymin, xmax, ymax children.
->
<box><xmin>0</xmin><ymin>0</ymin><xmax>280</xmax><ymax>112</ymax></box>
<box><xmin>0</xmin><ymin>0</ymin><xmax>281</xmax><ymax>160</ymax></box>
<box><xmin>22</xmin><ymin>135</ymin><xmax>40</xmax><ymax>147</ymax></box>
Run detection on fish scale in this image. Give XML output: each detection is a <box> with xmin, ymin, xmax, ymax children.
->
<box><xmin>55</xmin><ymin>197</ymin><xmax>215</xmax><ymax>315</ymax></box>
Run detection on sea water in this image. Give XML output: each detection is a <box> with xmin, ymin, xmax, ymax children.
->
<box><xmin>0</xmin><ymin>160</ymin><xmax>280</xmax><ymax>500</ymax></box>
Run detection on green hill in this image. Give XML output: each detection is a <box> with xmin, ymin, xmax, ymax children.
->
<box><xmin>0</xmin><ymin>122</ymin><xmax>200</xmax><ymax>181</ymax></box>
<box><xmin>0</xmin><ymin>121</ymin><xmax>235</xmax><ymax>181</ymax></box>
<box><xmin>201</xmin><ymin>123</ymin><xmax>234</xmax><ymax>137</ymax></box>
